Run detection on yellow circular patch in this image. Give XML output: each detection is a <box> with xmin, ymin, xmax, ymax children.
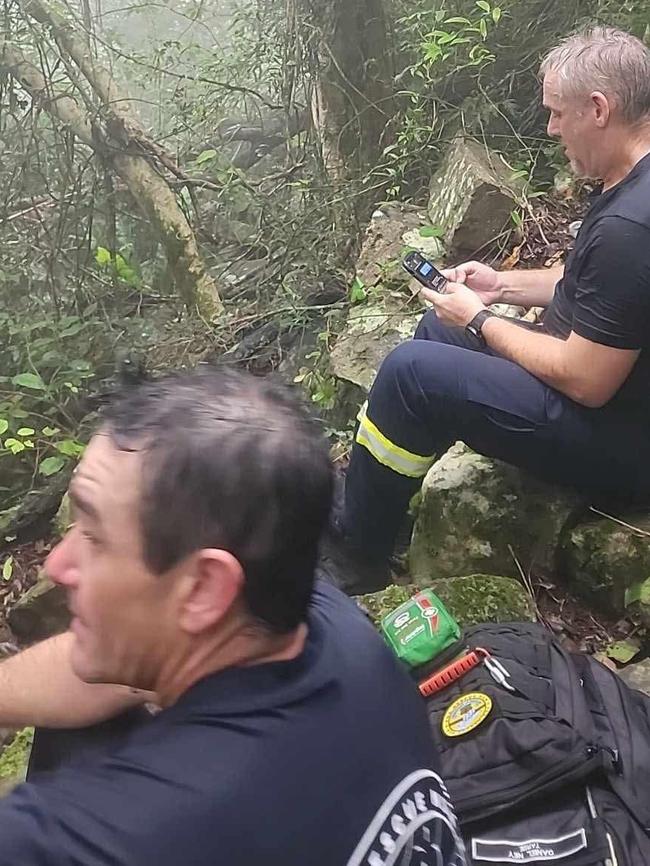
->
<box><xmin>442</xmin><ymin>692</ymin><xmax>492</xmax><ymax>738</ymax></box>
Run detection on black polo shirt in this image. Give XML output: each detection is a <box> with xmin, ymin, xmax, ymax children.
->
<box><xmin>0</xmin><ymin>581</ymin><xmax>465</xmax><ymax>866</ymax></box>
<box><xmin>544</xmin><ymin>152</ymin><xmax>650</xmax><ymax>415</ymax></box>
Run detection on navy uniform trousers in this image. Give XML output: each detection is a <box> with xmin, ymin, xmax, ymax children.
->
<box><xmin>344</xmin><ymin>311</ymin><xmax>650</xmax><ymax>562</ymax></box>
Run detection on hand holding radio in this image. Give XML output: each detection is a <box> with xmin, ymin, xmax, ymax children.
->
<box><xmin>442</xmin><ymin>260</ymin><xmax>503</xmax><ymax>306</ymax></box>
<box><xmin>421</xmin><ymin>280</ymin><xmax>486</xmax><ymax>328</ymax></box>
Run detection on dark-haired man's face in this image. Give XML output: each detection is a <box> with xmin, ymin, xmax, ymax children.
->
<box><xmin>46</xmin><ymin>434</ymin><xmax>180</xmax><ymax>689</ymax></box>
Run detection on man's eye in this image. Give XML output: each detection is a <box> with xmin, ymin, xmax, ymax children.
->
<box><xmin>81</xmin><ymin>530</ymin><xmax>99</xmax><ymax>546</ymax></box>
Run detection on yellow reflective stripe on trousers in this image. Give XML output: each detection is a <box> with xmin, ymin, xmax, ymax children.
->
<box><xmin>355</xmin><ymin>403</ymin><xmax>435</xmax><ymax>478</ymax></box>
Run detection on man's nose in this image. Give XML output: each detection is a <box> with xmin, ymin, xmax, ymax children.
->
<box><xmin>45</xmin><ymin>530</ymin><xmax>79</xmax><ymax>588</ymax></box>
<box><xmin>547</xmin><ymin>116</ymin><xmax>559</xmax><ymax>137</ymax></box>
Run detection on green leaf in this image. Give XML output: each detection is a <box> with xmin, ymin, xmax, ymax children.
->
<box><xmin>16</xmin><ymin>427</ymin><xmax>35</xmax><ymax>437</ymax></box>
<box><xmin>479</xmin><ymin>17</ymin><xmax>488</xmax><ymax>38</ymax></box>
<box><xmin>41</xmin><ymin>426</ymin><xmax>60</xmax><ymax>437</ymax></box>
<box><xmin>492</xmin><ymin>6</ymin><xmax>502</xmax><ymax>22</ymax></box>
<box><xmin>0</xmin><ymin>420</ymin><xmax>7</xmax><ymax>436</ymax></box>
<box><xmin>444</xmin><ymin>16</ymin><xmax>470</xmax><ymax>24</ymax></box>
<box><xmin>196</xmin><ymin>148</ymin><xmax>217</xmax><ymax>166</ymax></box>
<box><xmin>60</xmin><ymin>321</ymin><xmax>85</xmax><ymax>338</ymax></box>
<box><xmin>95</xmin><ymin>246</ymin><xmax>112</xmax><ymax>266</ymax></box>
<box><xmin>349</xmin><ymin>276</ymin><xmax>367</xmax><ymax>304</ymax></box>
<box><xmin>605</xmin><ymin>639</ymin><xmax>640</xmax><ymax>665</ymax></box>
<box><xmin>39</xmin><ymin>456</ymin><xmax>66</xmax><ymax>477</ymax></box>
<box><xmin>55</xmin><ymin>439</ymin><xmax>84</xmax><ymax>457</ymax></box>
<box><xmin>476</xmin><ymin>0</ymin><xmax>491</xmax><ymax>10</ymax></box>
<box><xmin>12</xmin><ymin>372</ymin><xmax>46</xmax><ymax>390</ymax></box>
<box><xmin>4</xmin><ymin>438</ymin><xmax>25</xmax><ymax>454</ymax></box>
<box><xmin>624</xmin><ymin>577</ymin><xmax>650</xmax><ymax>607</ymax></box>
<box><xmin>418</xmin><ymin>225</ymin><xmax>444</xmax><ymax>238</ymax></box>
<box><xmin>2</xmin><ymin>556</ymin><xmax>13</xmax><ymax>581</ymax></box>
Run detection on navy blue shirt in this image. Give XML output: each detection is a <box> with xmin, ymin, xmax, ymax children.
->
<box><xmin>0</xmin><ymin>581</ymin><xmax>465</xmax><ymax>866</ymax></box>
<box><xmin>544</xmin><ymin>152</ymin><xmax>650</xmax><ymax>416</ymax></box>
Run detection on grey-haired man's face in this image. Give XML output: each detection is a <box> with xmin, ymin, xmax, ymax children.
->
<box><xmin>543</xmin><ymin>72</ymin><xmax>602</xmax><ymax>179</ymax></box>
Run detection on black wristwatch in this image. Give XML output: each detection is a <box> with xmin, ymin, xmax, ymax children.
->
<box><xmin>466</xmin><ymin>309</ymin><xmax>497</xmax><ymax>344</ymax></box>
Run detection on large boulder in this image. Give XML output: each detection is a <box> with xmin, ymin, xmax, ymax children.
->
<box><xmin>561</xmin><ymin>514</ymin><xmax>650</xmax><ymax>624</ymax></box>
<box><xmin>354</xmin><ymin>203</ymin><xmax>444</xmax><ymax>292</ymax></box>
<box><xmin>410</xmin><ymin>444</ymin><xmax>582</xmax><ymax>583</ymax></box>
<box><xmin>358</xmin><ymin>573</ymin><xmax>534</xmax><ymax>627</ymax></box>
<box><xmin>329</xmin><ymin>294</ymin><xmax>421</xmax><ymax>393</ymax></box>
<box><xmin>428</xmin><ymin>137</ymin><xmax>522</xmax><ymax>261</ymax></box>
<box><xmin>7</xmin><ymin>576</ymin><xmax>69</xmax><ymax>643</ymax></box>
<box><xmin>329</xmin><ymin>203</ymin><xmax>438</xmax><ymax>394</ymax></box>
<box><xmin>619</xmin><ymin>658</ymin><xmax>650</xmax><ymax>696</ymax></box>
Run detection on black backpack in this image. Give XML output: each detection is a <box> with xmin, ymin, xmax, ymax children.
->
<box><xmin>423</xmin><ymin>622</ymin><xmax>650</xmax><ymax>865</ymax></box>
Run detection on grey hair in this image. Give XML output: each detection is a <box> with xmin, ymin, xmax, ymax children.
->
<box><xmin>540</xmin><ymin>27</ymin><xmax>650</xmax><ymax>124</ymax></box>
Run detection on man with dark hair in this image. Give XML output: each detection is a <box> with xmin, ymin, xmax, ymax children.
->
<box><xmin>0</xmin><ymin>367</ymin><xmax>465</xmax><ymax>866</ymax></box>
<box><xmin>329</xmin><ymin>27</ymin><xmax>650</xmax><ymax>592</ymax></box>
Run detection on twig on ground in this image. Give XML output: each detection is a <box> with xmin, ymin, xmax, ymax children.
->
<box><xmin>589</xmin><ymin>507</ymin><xmax>650</xmax><ymax>538</ymax></box>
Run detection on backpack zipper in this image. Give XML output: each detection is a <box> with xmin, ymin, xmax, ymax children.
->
<box><xmin>586</xmin><ymin>785</ymin><xmax>620</xmax><ymax>866</ymax></box>
<box><xmin>459</xmin><ymin>745</ymin><xmax>603</xmax><ymax>825</ymax></box>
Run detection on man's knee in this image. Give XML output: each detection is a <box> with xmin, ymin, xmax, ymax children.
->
<box><xmin>370</xmin><ymin>339</ymin><xmax>465</xmax><ymax>407</ymax></box>
<box><xmin>372</xmin><ymin>341</ymin><xmax>424</xmax><ymax>395</ymax></box>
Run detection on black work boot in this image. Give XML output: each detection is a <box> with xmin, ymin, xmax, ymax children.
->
<box><xmin>317</xmin><ymin>467</ymin><xmax>392</xmax><ymax>596</ymax></box>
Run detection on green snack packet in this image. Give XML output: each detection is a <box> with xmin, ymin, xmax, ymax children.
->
<box><xmin>381</xmin><ymin>589</ymin><xmax>461</xmax><ymax>670</ymax></box>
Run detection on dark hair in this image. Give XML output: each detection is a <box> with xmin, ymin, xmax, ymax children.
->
<box><xmin>102</xmin><ymin>366</ymin><xmax>333</xmax><ymax>632</ymax></box>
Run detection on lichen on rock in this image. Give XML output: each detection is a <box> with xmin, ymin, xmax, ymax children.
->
<box><xmin>0</xmin><ymin>727</ymin><xmax>33</xmax><ymax>794</ymax></box>
<box><xmin>410</xmin><ymin>443</ymin><xmax>582</xmax><ymax>583</ymax></box>
<box><xmin>357</xmin><ymin>573</ymin><xmax>534</xmax><ymax>628</ymax></box>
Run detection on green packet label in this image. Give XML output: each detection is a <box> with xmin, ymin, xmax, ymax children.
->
<box><xmin>380</xmin><ymin>589</ymin><xmax>461</xmax><ymax>669</ymax></box>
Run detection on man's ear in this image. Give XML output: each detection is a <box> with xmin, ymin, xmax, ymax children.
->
<box><xmin>591</xmin><ymin>90</ymin><xmax>611</xmax><ymax>127</ymax></box>
<box><xmin>179</xmin><ymin>550</ymin><xmax>245</xmax><ymax>634</ymax></box>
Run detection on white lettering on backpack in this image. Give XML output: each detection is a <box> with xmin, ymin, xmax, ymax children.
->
<box><xmin>471</xmin><ymin>829</ymin><xmax>587</xmax><ymax>862</ymax></box>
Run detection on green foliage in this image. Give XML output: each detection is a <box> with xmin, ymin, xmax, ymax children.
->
<box><xmin>0</xmin><ymin>728</ymin><xmax>33</xmax><ymax>782</ymax></box>
<box><xmin>95</xmin><ymin>247</ymin><xmax>141</xmax><ymax>288</ymax></box>
<box><xmin>373</xmin><ymin>0</ymin><xmax>503</xmax><ymax>199</ymax></box>
<box><xmin>0</xmin><ymin>310</ymin><xmax>99</xmax><ymax>497</ymax></box>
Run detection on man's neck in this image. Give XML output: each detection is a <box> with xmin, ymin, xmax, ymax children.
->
<box><xmin>601</xmin><ymin>133</ymin><xmax>650</xmax><ymax>190</ymax></box>
<box><xmin>155</xmin><ymin>620</ymin><xmax>308</xmax><ymax>708</ymax></box>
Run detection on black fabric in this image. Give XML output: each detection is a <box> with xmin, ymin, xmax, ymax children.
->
<box><xmin>0</xmin><ymin>581</ymin><xmax>465</xmax><ymax>866</ymax></box>
<box><xmin>543</xmin><ymin>152</ymin><xmax>650</xmax><ymax>415</ymax></box>
<box><xmin>344</xmin><ymin>312</ymin><xmax>650</xmax><ymax>559</ymax></box>
<box><xmin>423</xmin><ymin>622</ymin><xmax>650</xmax><ymax>865</ymax></box>
<box><xmin>27</xmin><ymin>707</ymin><xmax>152</xmax><ymax>778</ymax></box>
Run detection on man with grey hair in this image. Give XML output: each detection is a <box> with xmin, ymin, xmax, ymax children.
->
<box><xmin>327</xmin><ymin>27</ymin><xmax>650</xmax><ymax>592</ymax></box>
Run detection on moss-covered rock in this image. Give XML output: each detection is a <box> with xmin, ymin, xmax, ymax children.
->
<box><xmin>410</xmin><ymin>444</ymin><xmax>582</xmax><ymax>583</ymax></box>
<box><xmin>0</xmin><ymin>727</ymin><xmax>33</xmax><ymax>795</ymax></box>
<box><xmin>561</xmin><ymin>514</ymin><xmax>650</xmax><ymax>623</ymax></box>
<box><xmin>358</xmin><ymin>573</ymin><xmax>534</xmax><ymax>628</ymax></box>
<box><xmin>330</xmin><ymin>202</ymin><xmax>450</xmax><ymax>395</ymax></box>
<box><xmin>329</xmin><ymin>295</ymin><xmax>422</xmax><ymax>393</ymax></box>
<box><xmin>428</xmin><ymin>137</ymin><xmax>523</xmax><ymax>261</ymax></box>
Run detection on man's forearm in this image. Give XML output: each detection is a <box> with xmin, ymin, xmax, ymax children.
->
<box><xmin>0</xmin><ymin>633</ymin><xmax>152</xmax><ymax>728</ymax></box>
<box><xmin>498</xmin><ymin>265</ymin><xmax>564</xmax><ymax>308</ymax></box>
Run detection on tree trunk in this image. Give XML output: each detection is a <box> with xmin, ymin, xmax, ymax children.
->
<box><xmin>295</xmin><ymin>0</ymin><xmax>394</xmax><ymax>182</ymax></box>
<box><xmin>6</xmin><ymin>1</ymin><xmax>223</xmax><ymax>320</ymax></box>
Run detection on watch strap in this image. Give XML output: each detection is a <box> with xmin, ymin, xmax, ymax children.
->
<box><xmin>466</xmin><ymin>309</ymin><xmax>497</xmax><ymax>342</ymax></box>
